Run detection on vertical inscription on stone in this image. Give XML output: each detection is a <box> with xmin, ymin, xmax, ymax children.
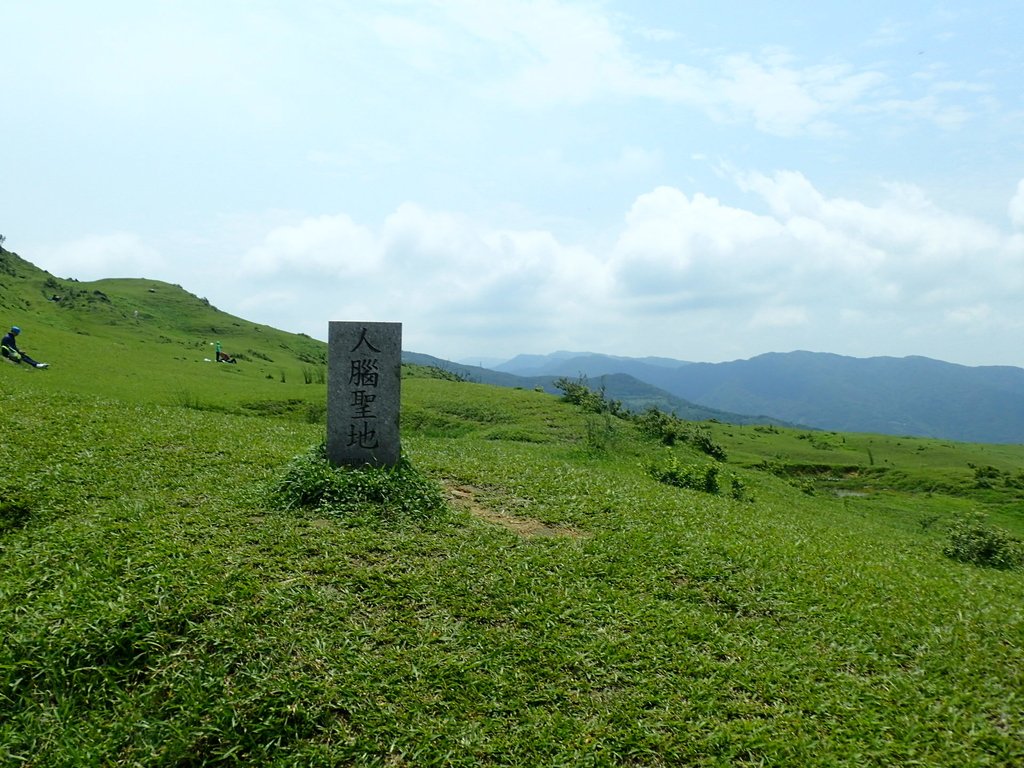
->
<box><xmin>327</xmin><ymin>321</ymin><xmax>402</xmax><ymax>467</ymax></box>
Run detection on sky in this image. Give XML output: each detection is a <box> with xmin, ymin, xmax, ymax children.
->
<box><xmin>3</xmin><ymin>1</ymin><xmax>1024</xmax><ymax>368</ymax></box>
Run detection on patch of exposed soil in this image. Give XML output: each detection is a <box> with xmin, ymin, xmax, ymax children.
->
<box><xmin>445</xmin><ymin>483</ymin><xmax>585</xmax><ymax>539</ymax></box>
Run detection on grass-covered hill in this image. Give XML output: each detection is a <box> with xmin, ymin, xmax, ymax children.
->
<box><xmin>3</xmin><ymin>246</ymin><xmax>1024</xmax><ymax>766</ymax></box>
<box><xmin>1</xmin><ymin>247</ymin><xmax>328</xmax><ymax>415</ymax></box>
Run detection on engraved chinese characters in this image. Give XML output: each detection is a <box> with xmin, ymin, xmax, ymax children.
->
<box><xmin>326</xmin><ymin>322</ymin><xmax>402</xmax><ymax>467</ymax></box>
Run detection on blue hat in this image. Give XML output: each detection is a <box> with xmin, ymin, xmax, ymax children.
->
<box><xmin>10</xmin><ymin>327</ymin><xmax>20</xmax><ymax>335</ymax></box>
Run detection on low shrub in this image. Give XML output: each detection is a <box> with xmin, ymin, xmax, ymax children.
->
<box><xmin>554</xmin><ymin>376</ymin><xmax>625</xmax><ymax>417</ymax></box>
<box><xmin>635</xmin><ymin>409</ymin><xmax>727</xmax><ymax>459</ymax></box>
<box><xmin>271</xmin><ymin>444</ymin><xmax>448</xmax><ymax>525</ymax></box>
<box><xmin>637</xmin><ymin>408</ymin><xmax>682</xmax><ymax>445</ymax></box>
<box><xmin>649</xmin><ymin>457</ymin><xmax>720</xmax><ymax>494</ymax></box>
<box><xmin>684</xmin><ymin>425</ymin><xmax>728</xmax><ymax>461</ymax></box>
<box><xmin>729</xmin><ymin>475</ymin><xmax>750</xmax><ymax>502</ymax></box>
<box><xmin>943</xmin><ymin>513</ymin><xmax>1023</xmax><ymax>569</ymax></box>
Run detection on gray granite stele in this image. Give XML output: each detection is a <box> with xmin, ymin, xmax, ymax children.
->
<box><xmin>326</xmin><ymin>321</ymin><xmax>402</xmax><ymax>467</ymax></box>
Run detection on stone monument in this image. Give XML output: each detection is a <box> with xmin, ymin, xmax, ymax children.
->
<box><xmin>326</xmin><ymin>321</ymin><xmax>402</xmax><ymax>467</ymax></box>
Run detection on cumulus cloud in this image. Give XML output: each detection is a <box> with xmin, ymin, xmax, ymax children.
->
<box><xmin>33</xmin><ymin>233</ymin><xmax>164</xmax><ymax>281</ymax></box>
<box><xmin>735</xmin><ymin>170</ymin><xmax>1005</xmax><ymax>288</ymax></box>
<box><xmin>213</xmin><ymin>165</ymin><xmax>1024</xmax><ymax>364</ymax></box>
<box><xmin>242</xmin><ymin>215</ymin><xmax>378</xmax><ymax>277</ymax></box>
<box><xmin>34</xmin><ymin>164</ymin><xmax>1022</xmax><ymax>366</ymax></box>
<box><xmin>610</xmin><ymin>186</ymin><xmax>786</xmax><ymax>297</ymax></box>
<box><xmin>222</xmin><ymin>201</ymin><xmax>615</xmax><ymax>354</ymax></box>
<box><xmin>594</xmin><ymin>171</ymin><xmax>1024</xmax><ymax>359</ymax></box>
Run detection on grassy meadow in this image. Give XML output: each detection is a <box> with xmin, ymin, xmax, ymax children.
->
<box><xmin>2</xmin><ymin>250</ymin><xmax>1024</xmax><ymax>765</ymax></box>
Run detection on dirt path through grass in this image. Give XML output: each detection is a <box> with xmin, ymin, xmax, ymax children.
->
<box><xmin>445</xmin><ymin>482</ymin><xmax>585</xmax><ymax>538</ymax></box>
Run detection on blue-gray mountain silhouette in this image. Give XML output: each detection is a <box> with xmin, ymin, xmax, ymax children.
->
<box><xmin>494</xmin><ymin>350</ymin><xmax>1024</xmax><ymax>443</ymax></box>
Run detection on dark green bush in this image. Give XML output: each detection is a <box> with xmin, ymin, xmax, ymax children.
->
<box><xmin>637</xmin><ymin>408</ymin><xmax>682</xmax><ymax>445</ymax></box>
<box><xmin>554</xmin><ymin>376</ymin><xmax>625</xmax><ymax>417</ymax></box>
<box><xmin>684</xmin><ymin>426</ymin><xmax>728</xmax><ymax>461</ymax></box>
<box><xmin>635</xmin><ymin>409</ymin><xmax>727</xmax><ymax>459</ymax></box>
<box><xmin>649</xmin><ymin>457</ymin><xmax>720</xmax><ymax>494</ymax></box>
<box><xmin>943</xmin><ymin>513</ymin><xmax>1023</xmax><ymax>569</ymax></box>
<box><xmin>272</xmin><ymin>444</ymin><xmax>448</xmax><ymax>524</ymax></box>
<box><xmin>729</xmin><ymin>476</ymin><xmax>750</xmax><ymax>502</ymax></box>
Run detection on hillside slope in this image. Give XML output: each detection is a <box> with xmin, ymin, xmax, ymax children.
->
<box><xmin>2</xmin><ymin>246</ymin><xmax>1024</xmax><ymax>765</ymax></box>
<box><xmin>1</xmin><ymin>245</ymin><xmax>328</xmax><ymax>410</ymax></box>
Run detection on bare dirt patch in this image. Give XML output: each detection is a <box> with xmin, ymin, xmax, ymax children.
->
<box><xmin>445</xmin><ymin>483</ymin><xmax>585</xmax><ymax>539</ymax></box>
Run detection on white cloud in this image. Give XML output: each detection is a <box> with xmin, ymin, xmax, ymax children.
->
<box><xmin>33</xmin><ymin>233</ymin><xmax>164</xmax><ymax>281</ymax></box>
<box><xmin>610</xmin><ymin>186</ymin><xmax>786</xmax><ymax>297</ymax></box>
<box><xmin>401</xmin><ymin>2</ymin><xmax>891</xmax><ymax>136</ymax></box>
<box><xmin>455</xmin><ymin>0</ymin><xmax>635</xmax><ymax>107</ymax></box>
<box><xmin>594</xmin><ymin>171</ymin><xmax>1023</xmax><ymax>358</ymax></box>
<box><xmin>736</xmin><ymin>170</ymin><xmax>1004</xmax><ymax>284</ymax></box>
<box><xmin>703</xmin><ymin>54</ymin><xmax>885</xmax><ymax>136</ymax></box>
<box><xmin>253</xmin><ymin>172</ymin><xmax>1008</xmax><ymax>357</ymax></box>
<box><xmin>226</xmin><ymin>201</ymin><xmax>613</xmax><ymax>350</ymax></box>
<box><xmin>31</xmin><ymin>165</ymin><xmax>1024</xmax><ymax>367</ymax></box>
<box><xmin>241</xmin><ymin>215</ymin><xmax>378</xmax><ymax>277</ymax></box>
<box><xmin>362</xmin><ymin>2</ymin><xmax>993</xmax><ymax>139</ymax></box>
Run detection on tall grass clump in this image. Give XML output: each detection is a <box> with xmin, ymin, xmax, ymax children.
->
<box><xmin>271</xmin><ymin>444</ymin><xmax>448</xmax><ymax>525</ymax></box>
<box><xmin>943</xmin><ymin>512</ymin><xmax>1024</xmax><ymax>569</ymax></box>
<box><xmin>554</xmin><ymin>375</ymin><xmax>626</xmax><ymax>417</ymax></box>
<box><xmin>636</xmin><ymin>408</ymin><xmax>727</xmax><ymax>459</ymax></box>
<box><xmin>649</xmin><ymin>455</ymin><xmax>721</xmax><ymax>494</ymax></box>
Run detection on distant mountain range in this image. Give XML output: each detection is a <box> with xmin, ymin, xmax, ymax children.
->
<box><xmin>485</xmin><ymin>350</ymin><xmax>1024</xmax><ymax>444</ymax></box>
<box><xmin>402</xmin><ymin>352</ymin><xmax>791</xmax><ymax>427</ymax></box>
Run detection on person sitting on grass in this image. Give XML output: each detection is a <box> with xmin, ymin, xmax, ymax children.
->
<box><xmin>1</xmin><ymin>326</ymin><xmax>49</xmax><ymax>368</ymax></box>
<box><xmin>215</xmin><ymin>341</ymin><xmax>236</xmax><ymax>364</ymax></box>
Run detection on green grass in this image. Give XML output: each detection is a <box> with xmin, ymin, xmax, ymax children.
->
<box><xmin>2</xmin><ymin>247</ymin><xmax>1024</xmax><ymax>765</ymax></box>
<box><xmin>1</xmin><ymin>249</ymin><xmax>327</xmax><ymax>412</ymax></box>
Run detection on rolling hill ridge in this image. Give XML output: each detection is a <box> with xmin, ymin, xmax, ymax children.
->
<box><xmin>496</xmin><ymin>350</ymin><xmax>1024</xmax><ymax>444</ymax></box>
